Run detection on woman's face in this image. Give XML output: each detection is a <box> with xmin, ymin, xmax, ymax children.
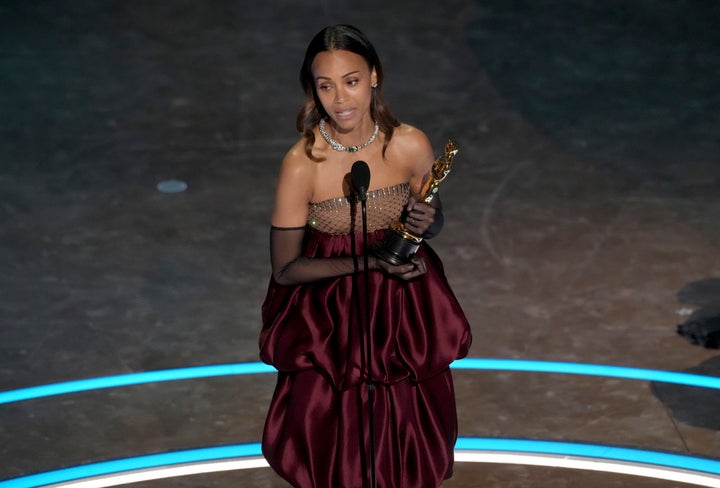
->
<box><xmin>311</xmin><ymin>49</ymin><xmax>377</xmax><ymax>133</ymax></box>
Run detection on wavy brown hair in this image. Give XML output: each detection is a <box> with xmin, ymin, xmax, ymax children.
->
<box><xmin>297</xmin><ymin>24</ymin><xmax>400</xmax><ymax>162</ymax></box>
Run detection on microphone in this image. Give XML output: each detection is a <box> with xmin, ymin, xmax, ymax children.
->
<box><xmin>351</xmin><ymin>160</ymin><xmax>370</xmax><ymax>202</ymax></box>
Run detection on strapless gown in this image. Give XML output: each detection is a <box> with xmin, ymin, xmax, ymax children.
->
<box><xmin>260</xmin><ymin>183</ymin><xmax>472</xmax><ymax>488</ymax></box>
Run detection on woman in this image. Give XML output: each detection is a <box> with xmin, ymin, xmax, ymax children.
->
<box><xmin>260</xmin><ymin>24</ymin><xmax>472</xmax><ymax>488</ymax></box>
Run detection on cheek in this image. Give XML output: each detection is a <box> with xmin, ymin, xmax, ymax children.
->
<box><xmin>359</xmin><ymin>88</ymin><xmax>373</xmax><ymax>106</ymax></box>
<box><xmin>315</xmin><ymin>91</ymin><xmax>333</xmax><ymax>110</ymax></box>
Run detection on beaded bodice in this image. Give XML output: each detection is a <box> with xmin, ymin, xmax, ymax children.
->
<box><xmin>308</xmin><ymin>183</ymin><xmax>410</xmax><ymax>235</ymax></box>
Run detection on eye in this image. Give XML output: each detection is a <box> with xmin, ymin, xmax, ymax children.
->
<box><xmin>347</xmin><ymin>79</ymin><xmax>359</xmax><ymax>87</ymax></box>
<box><xmin>318</xmin><ymin>84</ymin><xmax>332</xmax><ymax>92</ymax></box>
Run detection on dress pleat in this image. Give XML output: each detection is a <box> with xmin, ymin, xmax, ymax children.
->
<box><xmin>260</xmin><ymin>225</ymin><xmax>471</xmax><ymax>488</ymax></box>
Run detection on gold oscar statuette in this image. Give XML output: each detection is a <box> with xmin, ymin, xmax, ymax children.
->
<box><xmin>374</xmin><ymin>140</ymin><xmax>459</xmax><ymax>265</ymax></box>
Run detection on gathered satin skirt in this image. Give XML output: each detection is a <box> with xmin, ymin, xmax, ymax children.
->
<box><xmin>260</xmin><ymin>228</ymin><xmax>472</xmax><ymax>488</ymax></box>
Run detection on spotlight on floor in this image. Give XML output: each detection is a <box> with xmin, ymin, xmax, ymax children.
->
<box><xmin>156</xmin><ymin>179</ymin><xmax>188</xmax><ymax>193</ymax></box>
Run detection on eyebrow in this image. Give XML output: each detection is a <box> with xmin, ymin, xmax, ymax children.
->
<box><xmin>315</xmin><ymin>70</ymin><xmax>362</xmax><ymax>81</ymax></box>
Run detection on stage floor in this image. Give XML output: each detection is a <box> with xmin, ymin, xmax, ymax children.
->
<box><xmin>2</xmin><ymin>1</ymin><xmax>720</xmax><ymax>486</ymax></box>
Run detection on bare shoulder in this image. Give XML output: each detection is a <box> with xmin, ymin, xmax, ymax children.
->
<box><xmin>281</xmin><ymin>138</ymin><xmax>314</xmax><ymax>172</ymax></box>
<box><xmin>277</xmin><ymin>138</ymin><xmax>318</xmax><ymax>190</ymax></box>
<box><xmin>271</xmin><ymin>138</ymin><xmax>317</xmax><ymax>227</ymax></box>
<box><xmin>391</xmin><ymin>124</ymin><xmax>433</xmax><ymax>157</ymax></box>
<box><xmin>388</xmin><ymin>123</ymin><xmax>435</xmax><ymax>175</ymax></box>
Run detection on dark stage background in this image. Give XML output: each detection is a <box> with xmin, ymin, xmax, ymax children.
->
<box><xmin>1</xmin><ymin>1</ymin><xmax>719</xmax><ymax>486</ymax></box>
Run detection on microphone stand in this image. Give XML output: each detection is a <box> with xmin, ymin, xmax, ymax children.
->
<box><xmin>351</xmin><ymin>160</ymin><xmax>375</xmax><ymax>488</ymax></box>
<box><xmin>359</xmin><ymin>191</ymin><xmax>377</xmax><ymax>488</ymax></box>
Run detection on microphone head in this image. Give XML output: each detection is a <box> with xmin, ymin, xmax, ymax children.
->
<box><xmin>351</xmin><ymin>160</ymin><xmax>371</xmax><ymax>201</ymax></box>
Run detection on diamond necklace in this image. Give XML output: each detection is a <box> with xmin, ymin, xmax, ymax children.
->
<box><xmin>318</xmin><ymin>119</ymin><xmax>379</xmax><ymax>153</ymax></box>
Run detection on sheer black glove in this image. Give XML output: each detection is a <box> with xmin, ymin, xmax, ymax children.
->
<box><xmin>270</xmin><ymin>226</ymin><xmax>368</xmax><ymax>285</ymax></box>
<box><xmin>404</xmin><ymin>196</ymin><xmax>445</xmax><ymax>239</ymax></box>
<box><xmin>270</xmin><ymin>226</ymin><xmax>428</xmax><ymax>285</ymax></box>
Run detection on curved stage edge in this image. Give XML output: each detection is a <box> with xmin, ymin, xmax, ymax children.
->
<box><xmin>2</xmin><ymin>359</ymin><xmax>720</xmax><ymax>405</ymax></box>
<box><xmin>2</xmin><ymin>359</ymin><xmax>720</xmax><ymax>487</ymax></box>
<box><xmin>1</xmin><ymin>440</ymin><xmax>720</xmax><ymax>488</ymax></box>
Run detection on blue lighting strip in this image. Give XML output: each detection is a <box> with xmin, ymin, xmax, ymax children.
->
<box><xmin>2</xmin><ymin>359</ymin><xmax>720</xmax><ymax>405</ymax></box>
<box><xmin>455</xmin><ymin>438</ymin><xmax>720</xmax><ymax>475</ymax></box>
<box><xmin>0</xmin><ymin>443</ymin><xmax>262</xmax><ymax>488</ymax></box>
<box><xmin>452</xmin><ymin>358</ymin><xmax>720</xmax><ymax>389</ymax></box>
<box><xmin>2</xmin><ymin>439</ymin><xmax>720</xmax><ymax>487</ymax></box>
<box><xmin>0</xmin><ymin>363</ymin><xmax>275</xmax><ymax>405</ymax></box>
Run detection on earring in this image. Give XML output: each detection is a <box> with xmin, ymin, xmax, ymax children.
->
<box><xmin>371</xmin><ymin>83</ymin><xmax>377</xmax><ymax>88</ymax></box>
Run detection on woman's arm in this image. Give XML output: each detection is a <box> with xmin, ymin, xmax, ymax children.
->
<box><xmin>270</xmin><ymin>225</ymin><xmax>376</xmax><ymax>285</ymax></box>
<box><xmin>396</xmin><ymin>126</ymin><xmax>444</xmax><ymax>238</ymax></box>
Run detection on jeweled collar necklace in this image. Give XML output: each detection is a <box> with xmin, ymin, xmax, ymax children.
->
<box><xmin>318</xmin><ymin>118</ymin><xmax>379</xmax><ymax>153</ymax></box>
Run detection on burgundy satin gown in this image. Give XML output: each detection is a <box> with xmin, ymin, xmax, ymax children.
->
<box><xmin>260</xmin><ymin>183</ymin><xmax>472</xmax><ymax>488</ymax></box>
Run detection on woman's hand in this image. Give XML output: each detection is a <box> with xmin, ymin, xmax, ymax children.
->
<box><xmin>404</xmin><ymin>196</ymin><xmax>436</xmax><ymax>236</ymax></box>
<box><xmin>375</xmin><ymin>255</ymin><xmax>427</xmax><ymax>280</ymax></box>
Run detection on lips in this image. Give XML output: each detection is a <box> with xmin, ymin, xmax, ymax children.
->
<box><xmin>334</xmin><ymin>109</ymin><xmax>355</xmax><ymax>121</ymax></box>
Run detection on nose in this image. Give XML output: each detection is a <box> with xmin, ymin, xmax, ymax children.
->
<box><xmin>334</xmin><ymin>86</ymin><xmax>346</xmax><ymax>103</ymax></box>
